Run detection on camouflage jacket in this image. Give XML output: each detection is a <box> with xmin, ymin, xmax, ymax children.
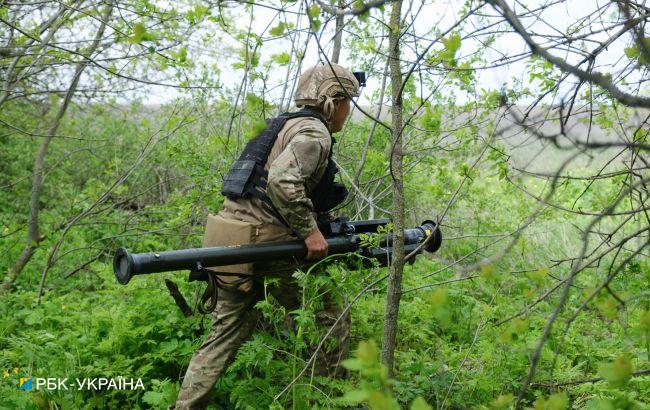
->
<box><xmin>219</xmin><ymin>115</ymin><xmax>332</xmax><ymax>238</ymax></box>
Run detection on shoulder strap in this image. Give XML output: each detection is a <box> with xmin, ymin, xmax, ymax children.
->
<box><xmin>221</xmin><ymin>109</ymin><xmax>333</xmax><ymax>233</ymax></box>
<box><xmin>247</xmin><ymin>109</ymin><xmax>331</xmax><ymax>166</ymax></box>
<box><xmin>281</xmin><ymin>108</ymin><xmax>331</xmax><ymax>135</ymax></box>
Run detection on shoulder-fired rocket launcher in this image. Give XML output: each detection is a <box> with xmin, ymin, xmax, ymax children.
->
<box><xmin>113</xmin><ymin>218</ymin><xmax>442</xmax><ymax>286</ymax></box>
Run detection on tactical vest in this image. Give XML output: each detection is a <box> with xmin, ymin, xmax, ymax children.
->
<box><xmin>221</xmin><ymin>109</ymin><xmax>348</xmax><ymax>219</ymax></box>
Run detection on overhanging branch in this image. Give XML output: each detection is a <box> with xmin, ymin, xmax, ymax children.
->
<box><xmin>486</xmin><ymin>0</ymin><xmax>650</xmax><ymax>109</ymax></box>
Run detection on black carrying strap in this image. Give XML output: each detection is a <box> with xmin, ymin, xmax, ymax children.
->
<box><xmin>188</xmin><ymin>270</ymin><xmax>219</xmax><ymax>314</ymax></box>
<box><xmin>241</xmin><ymin>109</ymin><xmax>328</xmax><ymax>167</ymax></box>
<box><xmin>189</xmin><ymin>270</ymin><xmax>256</xmax><ymax>314</ymax></box>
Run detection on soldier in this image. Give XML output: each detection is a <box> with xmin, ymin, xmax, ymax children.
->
<box><xmin>174</xmin><ymin>63</ymin><xmax>360</xmax><ymax>409</ymax></box>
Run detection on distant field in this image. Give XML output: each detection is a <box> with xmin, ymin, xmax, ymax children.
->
<box><xmin>350</xmin><ymin>104</ymin><xmax>648</xmax><ymax>172</ymax></box>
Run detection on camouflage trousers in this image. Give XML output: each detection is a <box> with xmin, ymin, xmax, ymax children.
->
<box><xmin>174</xmin><ymin>265</ymin><xmax>350</xmax><ymax>410</ymax></box>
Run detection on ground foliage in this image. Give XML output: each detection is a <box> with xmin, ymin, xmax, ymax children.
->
<box><xmin>1</xmin><ymin>98</ymin><xmax>648</xmax><ymax>409</ymax></box>
<box><xmin>1</xmin><ymin>0</ymin><xmax>649</xmax><ymax>409</ymax></box>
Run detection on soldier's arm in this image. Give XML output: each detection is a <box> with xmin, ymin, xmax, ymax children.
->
<box><xmin>266</xmin><ymin>124</ymin><xmax>330</xmax><ymax>238</ymax></box>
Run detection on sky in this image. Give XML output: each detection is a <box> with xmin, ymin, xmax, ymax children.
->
<box><xmin>144</xmin><ymin>0</ymin><xmax>642</xmax><ymax>109</ymax></box>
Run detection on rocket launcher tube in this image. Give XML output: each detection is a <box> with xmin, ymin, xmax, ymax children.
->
<box><xmin>114</xmin><ymin>219</ymin><xmax>441</xmax><ymax>285</ymax></box>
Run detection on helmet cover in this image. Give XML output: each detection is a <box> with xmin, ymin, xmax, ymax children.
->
<box><xmin>294</xmin><ymin>63</ymin><xmax>360</xmax><ymax>107</ymax></box>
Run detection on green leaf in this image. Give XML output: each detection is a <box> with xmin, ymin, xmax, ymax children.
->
<box><xmin>342</xmin><ymin>389</ymin><xmax>368</xmax><ymax>403</ymax></box>
<box><xmin>342</xmin><ymin>358</ymin><xmax>364</xmax><ymax>371</ymax></box>
<box><xmin>512</xmin><ymin>317</ymin><xmax>528</xmax><ymax>333</ymax></box>
<box><xmin>368</xmin><ymin>390</ymin><xmax>394</xmax><ymax>410</ymax></box>
<box><xmin>428</xmin><ymin>288</ymin><xmax>448</xmax><ymax>310</ymax></box>
<box><xmin>410</xmin><ymin>396</ymin><xmax>433</xmax><ymax>410</ymax></box>
<box><xmin>442</xmin><ymin>34</ymin><xmax>461</xmax><ymax>54</ymax></box>
<box><xmin>626</xmin><ymin>38</ymin><xmax>650</xmax><ymax>65</ymax></box>
<box><xmin>187</xmin><ymin>4</ymin><xmax>209</xmax><ymax>24</ymax></box>
<box><xmin>596</xmin><ymin>297</ymin><xmax>618</xmax><ymax>319</ymax></box>
<box><xmin>458</xmin><ymin>162</ymin><xmax>469</xmax><ymax>176</ymax></box>
<box><xmin>129</xmin><ymin>23</ymin><xmax>147</xmax><ymax>44</ymax></box>
<box><xmin>533</xmin><ymin>393</ymin><xmax>568</xmax><ymax>410</ymax></box>
<box><xmin>357</xmin><ymin>340</ymin><xmax>380</xmax><ymax>365</ymax></box>
<box><xmin>24</xmin><ymin>311</ymin><xmax>42</xmax><ymax>326</ymax></box>
<box><xmin>598</xmin><ymin>356</ymin><xmax>633</xmax><ymax>387</ymax></box>
<box><xmin>638</xmin><ymin>310</ymin><xmax>650</xmax><ymax>332</ymax></box>
<box><xmin>440</xmin><ymin>34</ymin><xmax>461</xmax><ymax>65</ymax></box>
<box><xmin>527</xmin><ymin>267</ymin><xmax>548</xmax><ymax>284</ymax></box>
<box><xmin>427</xmin><ymin>288</ymin><xmax>450</xmax><ymax>327</ymax></box>
<box><xmin>625</xmin><ymin>46</ymin><xmax>639</xmax><ymax>59</ymax></box>
<box><xmin>142</xmin><ymin>391</ymin><xmax>165</xmax><ymax>406</ymax></box>
<box><xmin>355</xmin><ymin>0</ymin><xmax>370</xmax><ymax>21</ymax></box>
<box><xmin>308</xmin><ymin>4</ymin><xmax>321</xmax><ymax>18</ymax></box>
<box><xmin>480</xmin><ymin>263</ymin><xmax>496</xmax><ymax>280</ymax></box>
<box><xmin>308</xmin><ymin>4</ymin><xmax>322</xmax><ymax>30</ymax></box>
<box><xmin>269</xmin><ymin>22</ymin><xmax>287</xmax><ymax>36</ymax></box>
<box><xmin>643</xmin><ymin>37</ymin><xmax>650</xmax><ymax>49</ymax></box>
<box><xmin>490</xmin><ymin>393</ymin><xmax>514</xmax><ymax>409</ymax></box>
<box><xmin>193</xmin><ymin>4</ymin><xmax>209</xmax><ymax>19</ymax></box>
<box><xmin>177</xmin><ymin>47</ymin><xmax>187</xmax><ymax>63</ymax></box>
<box><xmin>498</xmin><ymin>330</ymin><xmax>512</xmax><ymax>344</ymax></box>
<box><xmin>272</xmin><ymin>52</ymin><xmax>291</xmax><ymax>65</ymax></box>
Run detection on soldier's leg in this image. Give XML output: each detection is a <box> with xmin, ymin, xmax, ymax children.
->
<box><xmin>175</xmin><ymin>284</ymin><xmax>261</xmax><ymax>410</ymax></box>
<box><xmin>265</xmin><ymin>266</ymin><xmax>350</xmax><ymax>378</ymax></box>
<box><xmin>313</xmin><ymin>288</ymin><xmax>350</xmax><ymax>377</ymax></box>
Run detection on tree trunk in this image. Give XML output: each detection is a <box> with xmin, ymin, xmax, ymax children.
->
<box><xmin>380</xmin><ymin>0</ymin><xmax>405</xmax><ymax>379</ymax></box>
<box><xmin>2</xmin><ymin>2</ymin><xmax>114</xmax><ymax>293</ymax></box>
<box><xmin>2</xmin><ymin>120</ymin><xmax>50</xmax><ymax>291</ymax></box>
<box><xmin>331</xmin><ymin>0</ymin><xmax>344</xmax><ymax>63</ymax></box>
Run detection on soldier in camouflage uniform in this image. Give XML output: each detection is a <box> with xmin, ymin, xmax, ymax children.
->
<box><xmin>174</xmin><ymin>63</ymin><xmax>360</xmax><ymax>409</ymax></box>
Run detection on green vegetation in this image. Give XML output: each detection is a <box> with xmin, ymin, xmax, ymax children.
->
<box><xmin>1</xmin><ymin>0</ymin><xmax>649</xmax><ymax>409</ymax></box>
<box><xmin>1</xmin><ymin>100</ymin><xmax>648</xmax><ymax>408</ymax></box>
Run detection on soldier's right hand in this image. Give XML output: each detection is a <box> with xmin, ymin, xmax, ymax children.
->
<box><xmin>304</xmin><ymin>228</ymin><xmax>328</xmax><ymax>260</ymax></box>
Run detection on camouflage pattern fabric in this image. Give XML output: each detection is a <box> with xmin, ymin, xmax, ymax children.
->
<box><xmin>265</xmin><ymin>118</ymin><xmax>331</xmax><ymax>237</ymax></box>
<box><xmin>219</xmin><ymin>116</ymin><xmax>332</xmax><ymax>238</ymax></box>
<box><xmin>174</xmin><ymin>283</ymin><xmax>261</xmax><ymax>410</ymax></box>
<box><xmin>293</xmin><ymin>62</ymin><xmax>360</xmax><ymax>107</ymax></box>
<box><xmin>174</xmin><ymin>263</ymin><xmax>350</xmax><ymax>409</ymax></box>
<box><xmin>219</xmin><ymin>63</ymin><xmax>360</xmax><ymax>238</ymax></box>
<box><xmin>174</xmin><ymin>64</ymin><xmax>358</xmax><ymax>409</ymax></box>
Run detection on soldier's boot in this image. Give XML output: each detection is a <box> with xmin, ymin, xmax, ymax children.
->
<box><xmin>174</xmin><ymin>285</ymin><xmax>261</xmax><ymax>410</ymax></box>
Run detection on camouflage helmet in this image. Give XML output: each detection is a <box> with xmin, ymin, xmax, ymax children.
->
<box><xmin>294</xmin><ymin>63</ymin><xmax>360</xmax><ymax>108</ymax></box>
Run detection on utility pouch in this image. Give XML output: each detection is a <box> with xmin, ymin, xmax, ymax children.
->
<box><xmin>221</xmin><ymin>160</ymin><xmax>256</xmax><ymax>198</ymax></box>
<box><xmin>202</xmin><ymin>214</ymin><xmax>255</xmax><ymax>292</ymax></box>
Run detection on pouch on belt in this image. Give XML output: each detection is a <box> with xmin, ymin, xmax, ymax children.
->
<box><xmin>202</xmin><ymin>214</ymin><xmax>294</xmax><ymax>291</ymax></box>
<box><xmin>202</xmin><ymin>214</ymin><xmax>255</xmax><ymax>291</ymax></box>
